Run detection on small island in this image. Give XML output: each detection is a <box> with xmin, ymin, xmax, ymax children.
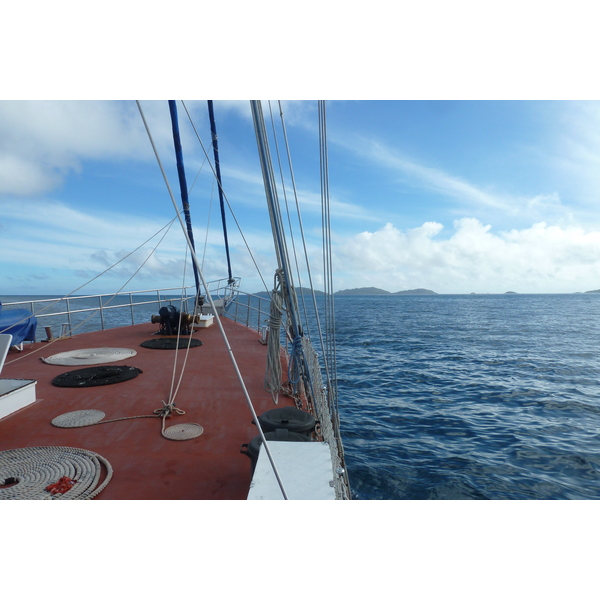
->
<box><xmin>335</xmin><ymin>287</ymin><xmax>437</xmax><ymax>296</ymax></box>
<box><xmin>335</xmin><ymin>287</ymin><xmax>390</xmax><ymax>295</ymax></box>
<box><xmin>393</xmin><ymin>288</ymin><xmax>437</xmax><ymax>295</ymax></box>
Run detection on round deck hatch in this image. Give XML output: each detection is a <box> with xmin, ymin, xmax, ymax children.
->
<box><xmin>52</xmin><ymin>365</ymin><xmax>141</xmax><ymax>387</ymax></box>
<box><xmin>257</xmin><ymin>406</ymin><xmax>316</xmax><ymax>435</ymax></box>
<box><xmin>141</xmin><ymin>338</ymin><xmax>202</xmax><ymax>349</ymax></box>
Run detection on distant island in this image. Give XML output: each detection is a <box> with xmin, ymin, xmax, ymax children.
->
<box><xmin>585</xmin><ymin>289</ymin><xmax>600</xmax><ymax>293</ymax></box>
<box><xmin>295</xmin><ymin>287</ymin><xmax>324</xmax><ymax>295</ymax></box>
<box><xmin>335</xmin><ymin>287</ymin><xmax>390</xmax><ymax>295</ymax></box>
<box><xmin>253</xmin><ymin>287</ymin><xmax>324</xmax><ymax>297</ymax></box>
<box><xmin>254</xmin><ymin>286</ymin><xmax>438</xmax><ymax>296</ymax></box>
<box><xmin>335</xmin><ymin>287</ymin><xmax>437</xmax><ymax>296</ymax></box>
<box><xmin>394</xmin><ymin>288</ymin><xmax>438</xmax><ymax>295</ymax></box>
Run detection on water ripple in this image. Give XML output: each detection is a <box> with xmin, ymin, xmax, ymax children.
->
<box><xmin>336</xmin><ymin>294</ymin><xmax>600</xmax><ymax>500</ymax></box>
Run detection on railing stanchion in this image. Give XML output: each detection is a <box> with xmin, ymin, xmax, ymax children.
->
<box><xmin>66</xmin><ymin>297</ymin><xmax>73</xmax><ymax>333</ymax></box>
<box><xmin>98</xmin><ymin>296</ymin><xmax>105</xmax><ymax>330</ymax></box>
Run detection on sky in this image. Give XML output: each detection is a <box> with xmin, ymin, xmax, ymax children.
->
<box><xmin>3</xmin><ymin>99</ymin><xmax>600</xmax><ymax>296</ymax></box>
<box><xmin>3</xmin><ymin>2</ymin><xmax>600</xmax><ymax>298</ymax></box>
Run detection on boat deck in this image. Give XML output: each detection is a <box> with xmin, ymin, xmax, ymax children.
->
<box><xmin>0</xmin><ymin>318</ymin><xmax>293</xmax><ymax>500</ymax></box>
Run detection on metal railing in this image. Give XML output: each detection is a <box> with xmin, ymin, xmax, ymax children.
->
<box><xmin>1</xmin><ymin>277</ymin><xmax>249</xmax><ymax>341</ymax></box>
<box><xmin>223</xmin><ymin>291</ymin><xmax>273</xmax><ymax>333</ymax></box>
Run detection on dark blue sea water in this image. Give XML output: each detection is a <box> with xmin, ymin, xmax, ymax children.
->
<box><xmin>4</xmin><ymin>292</ymin><xmax>600</xmax><ymax>500</ymax></box>
<box><xmin>335</xmin><ymin>293</ymin><xmax>600</xmax><ymax>500</ymax></box>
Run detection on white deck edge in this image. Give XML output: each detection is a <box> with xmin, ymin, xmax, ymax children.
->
<box><xmin>0</xmin><ymin>379</ymin><xmax>37</xmax><ymax>420</ymax></box>
<box><xmin>247</xmin><ymin>440</ymin><xmax>336</xmax><ymax>500</ymax></box>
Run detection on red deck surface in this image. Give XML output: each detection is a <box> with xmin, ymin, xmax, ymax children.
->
<box><xmin>0</xmin><ymin>319</ymin><xmax>293</xmax><ymax>500</ymax></box>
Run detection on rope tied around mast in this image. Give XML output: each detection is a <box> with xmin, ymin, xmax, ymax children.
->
<box><xmin>264</xmin><ymin>269</ymin><xmax>285</xmax><ymax>403</ymax></box>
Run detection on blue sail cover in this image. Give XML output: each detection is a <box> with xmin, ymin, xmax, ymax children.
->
<box><xmin>0</xmin><ymin>302</ymin><xmax>38</xmax><ymax>345</ymax></box>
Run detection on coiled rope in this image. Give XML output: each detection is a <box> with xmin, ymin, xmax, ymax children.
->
<box><xmin>51</xmin><ymin>402</ymin><xmax>203</xmax><ymax>441</ymax></box>
<box><xmin>264</xmin><ymin>270</ymin><xmax>284</xmax><ymax>403</ymax></box>
<box><xmin>0</xmin><ymin>446</ymin><xmax>113</xmax><ymax>500</ymax></box>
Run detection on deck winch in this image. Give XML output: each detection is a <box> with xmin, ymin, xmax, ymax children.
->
<box><xmin>151</xmin><ymin>305</ymin><xmax>199</xmax><ymax>336</ymax></box>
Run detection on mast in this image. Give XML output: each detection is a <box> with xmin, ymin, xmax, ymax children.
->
<box><xmin>168</xmin><ymin>100</ymin><xmax>201</xmax><ymax>298</ymax></box>
<box><xmin>250</xmin><ymin>100</ymin><xmax>302</xmax><ymax>340</ymax></box>
<box><xmin>207</xmin><ymin>101</ymin><xmax>234</xmax><ymax>284</ymax></box>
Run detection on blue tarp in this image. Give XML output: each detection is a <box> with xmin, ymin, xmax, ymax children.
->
<box><xmin>0</xmin><ymin>302</ymin><xmax>38</xmax><ymax>345</ymax></box>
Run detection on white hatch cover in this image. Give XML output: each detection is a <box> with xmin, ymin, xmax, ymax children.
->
<box><xmin>247</xmin><ymin>441</ymin><xmax>336</xmax><ymax>500</ymax></box>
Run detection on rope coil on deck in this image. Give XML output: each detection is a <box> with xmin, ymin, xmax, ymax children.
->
<box><xmin>51</xmin><ymin>403</ymin><xmax>204</xmax><ymax>441</ymax></box>
<box><xmin>0</xmin><ymin>446</ymin><xmax>113</xmax><ymax>500</ymax></box>
<box><xmin>41</xmin><ymin>348</ymin><xmax>137</xmax><ymax>366</ymax></box>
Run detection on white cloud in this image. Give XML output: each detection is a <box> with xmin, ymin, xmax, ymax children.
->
<box><xmin>335</xmin><ymin>219</ymin><xmax>600</xmax><ymax>293</ymax></box>
<box><xmin>0</xmin><ymin>100</ymin><xmax>177</xmax><ymax>197</ymax></box>
<box><xmin>0</xmin><ymin>154</ymin><xmax>62</xmax><ymax>195</ymax></box>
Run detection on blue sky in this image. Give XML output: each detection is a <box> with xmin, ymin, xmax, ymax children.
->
<box><xmin>3</xmin><ymin>99</ymin><xmax>600</xmax><ymax>295</ymax></box>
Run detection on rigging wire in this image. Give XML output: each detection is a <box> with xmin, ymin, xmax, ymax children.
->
<box><xmin>318</xmin><ymin>101</ymin><xmax>340</xmax><ymax>423</ymax></box>
<box><xmin>251</xmin><ymin>101</ymin><xmax>301</xmax><ymax>336</ymax></box>
<box><xmin>276</xmin><ymin>101</ymin><xmax>331</xmax><ymax>378</ymax></box>
<box><xmin>137</xmin><ymin>99</ymin><xmax>290</xmax><ymax>500</ymax></box>
<box><xmin>180</xmin><ymin>100</ymin><xmax>271</xmax><ymax>296</ymax></box>
<box><xmin>266</xmin><ymin>101</ymin><xmax>310</xmax><ymax>335</ymax></box>
<box><xmin>201</xmin><ymin>177</ymin><xmax>216</xmax><ymax>272</ymax></box>
<box><xmin>4</xmin><ymin>216</ymin><xmax>181</xmax><ymax>365</ymax></box>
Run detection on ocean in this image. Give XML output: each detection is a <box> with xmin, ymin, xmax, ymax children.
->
<box><xmin>335</xmin><ymin>293</ymin><xmax>600</xmax><ymax>500</ymax></box>
<box><xmin>4</xmin><ymin>292</ymin><xmax>600</xmax><ymax>500</ymax></box>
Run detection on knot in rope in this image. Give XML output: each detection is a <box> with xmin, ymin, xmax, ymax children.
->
<box><xmin>154</xmin><ymin>401</ymin><xmax>186</xmax><ymax>419</ymax></box>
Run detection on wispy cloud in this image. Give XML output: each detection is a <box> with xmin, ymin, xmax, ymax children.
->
<box><xmin>330</xmin><ymin>131</ymin><xmax>580</xmax><ymax>228</ymax></box>
<box><xmin>367</xmin><ymin>140</ymin><xmax>510</xmax><ymax>211</ymax></box>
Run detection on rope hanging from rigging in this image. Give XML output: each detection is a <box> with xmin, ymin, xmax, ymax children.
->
<box><xmin>265</xmin><ymin>269</ymin><xmax>284</xmax><ymax>403</ymax></box>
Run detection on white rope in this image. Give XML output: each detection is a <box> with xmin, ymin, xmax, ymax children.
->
<box><xmin>168</xmin><ymin>244</ymin><xmax>198</xmax><ymax>406</ymax></box>
<box><xmin>137</xmin><ymin>100</ymin><xmax>289</xmax><ymax>500</ymax></box>
<box><xmin>264</xmin><ymin>271</ymin><xmax>284</xmax><ymax>403</ymax></box>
